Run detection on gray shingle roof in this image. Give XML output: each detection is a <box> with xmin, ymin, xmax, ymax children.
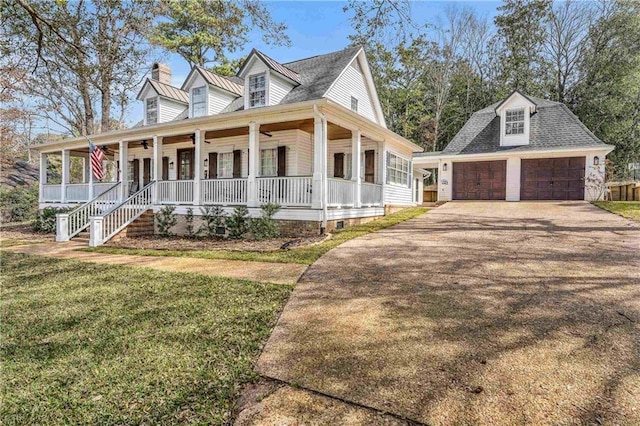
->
<box><xmin>146</xmin><ymin>79</ymin><xmax>189</xmax><ymax>104</ymax></box>
<box><xmin>442</xmin><ymin>97</ymin><xmax>607</xmax><ymax>155</ymax></box>
<box><xmin>195</xmin><ymin>66</ymin><xmax>243</xmax><ymax>96</ymax></box>
<box><xmin>279</xmin><ymin>46</ymin><xmax>362</xmax><ymax>105</ymax></box>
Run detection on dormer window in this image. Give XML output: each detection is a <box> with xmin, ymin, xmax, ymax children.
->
<box><xmin>146</xmin><ymin>97</ymin><xmax>157</xmax><ymax>125</ymax></box>
<box><xmin>351</xmin><ymin>96</ymin><xmax>358</xmax><ymax>112</ymax></box>
<box><xmin>192</xmin><ymin>86</ymin><xmax>207</xmax><ymax>117</ymax></box>
<box><xmin>249</xmin><ymin>73</ymin><xmax>266</xmax><ymax>108</ymax></box>
<box><xmin>505</xmin><ymin>108</ymin><xmax>525</xmax><ymax>135</ymax></box>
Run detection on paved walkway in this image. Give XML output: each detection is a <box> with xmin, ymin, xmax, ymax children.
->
<box><xmin>250</xmin><ymin>202</ymin><xmax>640</xmax><ymax>425</ymax></box>
<box><xmin>4</xmin><ymin>241</ymin><xmax>306</xmax><ymax>285</ymax></box>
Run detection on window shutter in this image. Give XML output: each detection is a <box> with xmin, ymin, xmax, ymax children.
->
<box><xmin>334</xmin><ymin>153</ymin><xmax>344</xmax><ymax>178</ymax></box>
<box><xmin>162</xmin><ymin>157</ymin><xmax>169</xmax><ymax>180</ymax></box>
<box><xmin>407</xmin><ymin>160</ymin><xmax>412</xmax><ymax>188</ymax></box>
<box><xmin>385</xmin><ymin>152</ymin><xmax>390</xmax><ymax>184</ymax></box>
<box><xmin>209</xmin><ymin>152</ymin><xmax>218</xmax><ymax>179</ymax></box>
<box><xmin>132</xmin><ymin>159</ymin><xmax>140</xmax><ymax>186</ymax></box>
<box><xmin>233</xmin><ymin>150</ymin><xmax>242</xmax><ymax>178</ymax></box>
<box><xmin>365</xmin><ymin>150</ymin><xmax>375</xmax><ymax>183</ymax></box>
<box><xmin>277</xmin><ymin>146</ymin><xmax>287</xmax><ymax>177</ymax></box>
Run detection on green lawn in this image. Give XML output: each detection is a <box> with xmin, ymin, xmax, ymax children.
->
<box><xmin>0</xmin><ymin>252</ymin><xmax>292</xmax><ymax>425</ymax></box>
<box><xmin>82</xmin><ymin>207</ymin><xmax>429</xmax><ymax>265</ymax></box>
<box><xmin>593</xmin><ymin>201</ymin><xmax>640</xmax><ymax>221</ymax></box>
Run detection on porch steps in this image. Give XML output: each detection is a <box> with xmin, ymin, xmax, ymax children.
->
<box><xmin>123</xmin><ymin>210</ymin><xmax>155</xmax><ymax>237</ymax></box>
<box><xmin>73</xmin><ymin>231</ymin><xmax>90</xmax><ymax>243</ymax></box>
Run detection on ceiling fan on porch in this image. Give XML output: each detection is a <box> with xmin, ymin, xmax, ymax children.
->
<box><xmin>141</xmin><ymin>140</ymin><xmax>149</xmax><ymax>150</ymax></box>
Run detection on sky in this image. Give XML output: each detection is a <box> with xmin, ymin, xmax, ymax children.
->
<box><xmin>51</xmin><ymin>1</ymin><xmax>503</xmax><ymax>131</ymax></box>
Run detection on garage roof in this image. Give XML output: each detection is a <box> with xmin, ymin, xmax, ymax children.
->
<box><xmin>442</xmin><ymin>96</ymin><xmax>609</xmax><ymax>155</ymax></box>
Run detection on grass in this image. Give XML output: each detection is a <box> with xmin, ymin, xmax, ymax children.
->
<box><xmin>592</xmin><ymin>201</ymin><xmax>640</xmax><ymax>221</ymax></box>
<box><xmin>81</xmin><ymin>207</ymin><xmax>430</xmax><ymax>265</ymax></box>
<box><xmin>0</xmin><ymin>252</ymin><xmax>293</xmax><ymax>425</ymax></box>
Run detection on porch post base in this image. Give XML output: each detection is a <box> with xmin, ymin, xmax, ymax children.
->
<box><xmin>55</xmin><ymin>213</ymin><xmax>70</xmax><ymax>242</ymax></box>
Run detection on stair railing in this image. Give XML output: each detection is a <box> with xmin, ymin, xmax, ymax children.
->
<box><xmin>56</xmin><ymin>182</ymin><xmax>121</xmax><ymax>242</ymax></box>
<box><xmin>89</xmin><ymin>181</ymin><xmax>156</xmax><ymax>247</ymax></box>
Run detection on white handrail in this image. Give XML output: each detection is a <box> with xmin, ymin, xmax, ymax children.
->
<box><xmin>56</xmin><ymin>182</ymin><xmax>120</xmax><ymax>241</ymax></box>
<box><xmin>158</xmin><ymin>180</ymin><xmax>194</xmax><ymax>204</ymax></box>
<box><xmin>361</xmin><ymin>183</ymin><xmax>383</xmax><ymax>206</ymax></box>
<box><xmin>201</xmin><ymin>178</ymin><xmax>247</xmax><ymax>205</ymax></box>
<box><xmin>91</xmin><ymin>181</ymin><xmax>156</xmax><ymax>246</ymax></box>
<box><xmin>256</xmin><ymin>176</ymin><xmax>313</xmax><ymax>206</ymax></box>
<box><xmin>327</xmin><ymin>178</ymin><xmax>356</xmax><ymax>207</ymax></box>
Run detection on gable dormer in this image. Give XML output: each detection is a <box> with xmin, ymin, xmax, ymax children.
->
<box><xmin>495</xmin><ymin>90</ymin><xmax>537</xmax><ymax>146</ymax></box>
<box><xmin>136</xmin><ymin>63</ymin><xmax>189</xmax><ymax>125</ymax></box>
<box><xmin>237</xmin><ymin>49</ymin><xmax>301</xmax><ymax>110</ymax></box>
<box><xmin>181</xmin><ymin>66</ymin><xmax>243</xmax><ymax>117</ymax></box>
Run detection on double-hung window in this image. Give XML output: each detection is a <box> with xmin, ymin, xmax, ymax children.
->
<box><xmin>260</xmin><ymin>148</ymin><xmax>277</xmax><ymax>176</ymax></box>
<box><xmin>249</xmin><ymin>73</ymin><xmax>266</xmax><ymax>108</ymax></box>
<box><xmin>146</xmin><ymin>97</ymin><xmax>157</xmax><ymax>124</ymax></box>
<box><xmin>505</xmin><ymin>108</ymin><xmax>525</xmax><ymax>135</ymax></box>
<box><xmin>192</xmin><ymin>86</ymin><xmax>207</xmax><ymax>117</ymax></box>
<box><xmin>387</xmin><ymin>153</ymin><xmax>410</xmax><ymax>186</ymax></box>
<box><xmin>218</xmin><ymin>152</ymin><xmax>233</xmax><ymax>178</ymax></box>
<box><xmin>350</xmin><ymin>96</ymin><xmax>358</xmax><ymax>112</ymax></box>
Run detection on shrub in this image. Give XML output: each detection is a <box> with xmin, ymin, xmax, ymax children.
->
<box><xmin>0</xmin><ymin>185</ymin><xmax>39</xmax><ymax>222</ymax></box>
<box><xmin>32</xmin><ymin>207</ymin><xmax>70</xmax><ymax>234</ymax></box>
<box><xmin>199</xmin><ymin>206</ymin><xmax>226</xmax><ymax>238</ymax></box>
<box><xmin>184</xmin><ymin>207</ymin><xmax>198</xmax><ymax>238</ymax></box>
<box><xmin>225</xmin><ymin>206</ymin><xmax>250</xmax><ymax>239</ymax></box>
<box><xmin>251</xmin><ymin>203</ymin><xmax>280</xmax><ymax>240</ymax></box>
<box><xmin>156</xmin><ymin>205</ymin><xmax>177</xmax><ymax>237</ymax></box>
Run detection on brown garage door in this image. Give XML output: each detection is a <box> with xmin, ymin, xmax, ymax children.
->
<box><xmin>452</xmin><ymin>161</ymin><xmax>507</xmax><ymax>200</ymax></box>
<box><xmin>521</xmin><ymin>157</ymin><xmax>585</xmax><ymax>200</ymax></box>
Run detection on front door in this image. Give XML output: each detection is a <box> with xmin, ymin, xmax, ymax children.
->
<box><xmin>177</xmin><ymin>148</ymin><xmax>195</xmax><ymax>180</ymax></box>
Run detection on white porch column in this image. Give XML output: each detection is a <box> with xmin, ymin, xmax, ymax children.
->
<box><xmin>119</xmin><ymin>140</ymin><xmax>128</xmax><ymax>200</ymax></box>
<box><xmin>247</xmin><ymin>122</ymin><xmax>259</xmax><ymax>207</ymax></box>
<box><xmin>193</xmin><ymin>129</ymin><xmax>203</xmax><ymax>205</ymax></box>
<box><xmin>379</xmin><ymin>141</ymin><xmax>386</xmax><ymax>205</ymax></box>
<box><xmin>351</xmin><ymin>130</ymin><xmax>362</xmax><ymax>208</ymax></box>
<box><xmin>39</xmin><ymin>152</ymin><xmax>47</xmax><ymax>203</ymax></box>
<box><xmin>152</xmin><ymin>135</ymin><xmax>162</xmax><ymax>204</ymax></box>
<box><xmin>312</xmin><ymin>113</ymin><xmax>326</xmax><ymax>209</ymax></box>
<box><xmin>61</xmin><ymin>149</ymin><xmax>69</xmax><ymax>202</ymax></box>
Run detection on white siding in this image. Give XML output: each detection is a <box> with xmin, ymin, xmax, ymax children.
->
<box><xmin>209</xmin><ymin>87</ymin><xmax>237</xmax><ymax>115</ymax></box>
<box><xmin>382</xmin><ymin>141</ymin><xmax>415</xmax><ymax>206</ymax></box>
<box><xmin>326</xmin><ymin>138</ymin><xmax>378</xmax><ymax>179</ymax></box>
<box><xmin>326</xmin><ymin>57</ymin><xmax>379</xmax><ymax>124</ymax></box>
<box><xmin>159</xmin><ymin>98</ymin><xmax>187</xmax><ymax>123</ymax></box>
<box><xmin>295</xmin><ymin>130</ymin><xmax>313</xmax><ymax>175</ymax></box>
<box><xmin>270</xmin><ymin>74</ymin><xmax>294</xmax><ymax>105</ymax></box>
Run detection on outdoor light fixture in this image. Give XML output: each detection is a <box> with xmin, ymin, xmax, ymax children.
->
<box><xmin>141</xmin><ymin>140</ymin><xmax>149</xmax><ymax>150</ymax></box>
<box><xmin>442</xmin><ymin>163</ymin><xmax>448</xmax><ymax>171</ymax></box>
<box><xmin>204</xmin><ymin>158</ymin><xmax>208</xmax><ymax>167</ymax></box>
<box><xmin>260</xmin><ymin>131</ymin><xmax>273</xmax><ymax>137</ymax></box>
<box><xmin>594</xmin><ymin>156</ymin><xmax>600</xmax><ymax>166</ymax></box>
<box><xmin>169</xmin><ymin>161</ymin><xmax>174</xmax><ymax>170</ymax></box>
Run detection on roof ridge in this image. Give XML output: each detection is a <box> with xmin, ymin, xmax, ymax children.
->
<box><xmin>282</xmin><ymin>45</ymin><xmax>361</xmax><ymax>66</ymax></box>
<box><xmin>148</xmin><ymin>78</ymin><xmax>187</xmax><ymax>93</ymax></box>
<box><xmin>252</xmin><ymin>49</ymin><xmax>301</xmax><ymax>83</ymax></box>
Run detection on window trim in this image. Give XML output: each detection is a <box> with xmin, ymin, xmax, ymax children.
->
<box><xmin>191</xmin><ymin>85</ymin><xmax>207</xmax><ymax>117</ymax></box>
<box><xmin>218</xmin><ymin>151</ymin><xmax>234</xmax><ymax>178</ymax></box>
<box><xmin>248</xmin><ymin>72</ymin><xmax>267</xmax><ymax>108</ymax></box>
<box><xmin>386</xmin><ymin>152</ymin><xmax>411</xmax><ymax>187</ymax></box>
<box><xmin>260</xmin><ymin>147</ymin><xmax>277</xmax><ymax>176</ymax></box>
<box><xmin>145</xmin><ymin>96</ymin><xmax>158</xmax><ymax>125</ymax></box>
<box><xmin>350</xmin><ymin>96</ymin><xmax>359</xmax><ymax>112</ymax></box>
<box><xmin>505</xmin><ymin>108</ymin><xmax>525</xmax><ymax>136</ymax></box>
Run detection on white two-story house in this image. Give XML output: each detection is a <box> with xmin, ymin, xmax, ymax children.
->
<box><xmin>34</xmin><ymin>46</ymin><xmax>422</xmax><ymax>246</ymax></box>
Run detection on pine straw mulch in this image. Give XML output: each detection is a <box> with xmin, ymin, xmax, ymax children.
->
<box><xmin>105</xmin><ymin>234</ymin><xmax>329</xmax><ymax>252</ymax></box>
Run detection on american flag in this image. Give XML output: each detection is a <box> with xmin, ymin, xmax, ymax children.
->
<box><xmin>88</xmin><ymin>138</ymin><xmax>105</xmax><ymax>180</ymax></box>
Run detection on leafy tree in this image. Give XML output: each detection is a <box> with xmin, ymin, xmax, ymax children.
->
<box><xmin>151</xmin><ymin>0</ymin><xmax>290</xmax><ymax>67</ymax></box>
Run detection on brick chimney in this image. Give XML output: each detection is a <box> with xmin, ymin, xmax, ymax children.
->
<box><xmin>151</xmin><ymin>62</ymin><xmax>172</xmax><ymax>85</ymax></box>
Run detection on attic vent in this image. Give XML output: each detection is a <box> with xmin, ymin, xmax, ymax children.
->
<box><xmin>151</xmin><ymin>63</ymin><xmax>172</xmax><ymax>85</ymax></box>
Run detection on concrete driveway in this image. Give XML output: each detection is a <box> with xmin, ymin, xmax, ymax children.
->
<box><xmin>254</xmin><ymin>202</ymin><xmax>640</xmax><ymax>425</ymax></box>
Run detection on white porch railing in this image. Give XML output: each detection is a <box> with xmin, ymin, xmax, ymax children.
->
<box><xmin>56</xmin><ymin>182</ymin><xmax>121</xmax><ymax>241</ymax></box>
<box><xmin>158</xmin><ymin>180</ymin><xmax>194</xmax><ymax>204</ymax></box>
<box><xmin>361</xmin><ymin>183</ymin><xmax>383</xmax><ymax>206</ymax></box>
<box><xmin>90</xmin><ymin>181</ymin><xmax>155</xmax><ymax>247</ymax></box>
<box><xmin>201</xmin><ymin>179</ymin><xmax>247</xmax><ymax>205</ymax></box>
<box><xmin>256</xmin><ymin>176</ymin><xmax>312</xmax><ymax>206</ymax></box>
<box><xmin>327</xmin><ymin>178</ymin><xmax>356</xmax><ymax>207</ymax></box>
<box><xmin>42</xmin><ymin>184</ymin><xmax>62</xmax><ymax>202</ymax></box>
<box><xmin>65</xmin><ymin>184</ymin><xmax>90</xmax><ymax>202</ymax></box>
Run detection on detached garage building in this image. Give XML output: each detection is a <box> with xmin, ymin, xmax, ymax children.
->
<box><xmin>414</xmin><ymin>91</ymin><xmax>614</xmax><ymax>202</ymax></box>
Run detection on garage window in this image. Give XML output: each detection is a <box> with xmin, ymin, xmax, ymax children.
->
<box><xmin>505</xmin><ymin>108</ymin><xmax>525</xmax><ymax>135</ymax></box>
<box><xmin>387</xmin><ymin>153</ymin><xmax>410</xmax><ymax>186</ymax></box>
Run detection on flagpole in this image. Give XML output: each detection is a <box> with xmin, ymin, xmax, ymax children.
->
<box><xmin>87</xmin><ymin>138</ymin><xmax>94</xmax><ymax>200</ymax></box>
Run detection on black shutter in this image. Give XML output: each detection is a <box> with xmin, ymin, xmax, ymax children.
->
<box><xmin>132</xmin><ymin>159</ymin><xmax>140</xmax><ymax>188</ymax></box>
<box><xmin>277</xmin><ymin>146</ymin><xmax>287</xmax><ymax>177</ymax></box>
<box><xmin>365</xmin><ymin>150</ymin><xmax>375</xmax><ymax>183</ymax></box>
<box><xmin>143</xmin><ymin>158</ymin><xmax>151</xmax><ymax>185</ymax></box>
<box><xmin>334</xmin><ymin>153</ymin><xmax>344</xmax><ymax>178</ymax></box>
<box><xmin>233</xmin><ymin>149</ymin><xmax>242</xmax><ymax>178</ymax></box>
<box><xmin>209</xmin><ymin>152</ymin><xmax>218</xmax><ymax>179</ymax></box>
<box><xmin>162</xmin><ymin>157</ymin><xmax>169</xmax><ymax>180</ymax></box>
